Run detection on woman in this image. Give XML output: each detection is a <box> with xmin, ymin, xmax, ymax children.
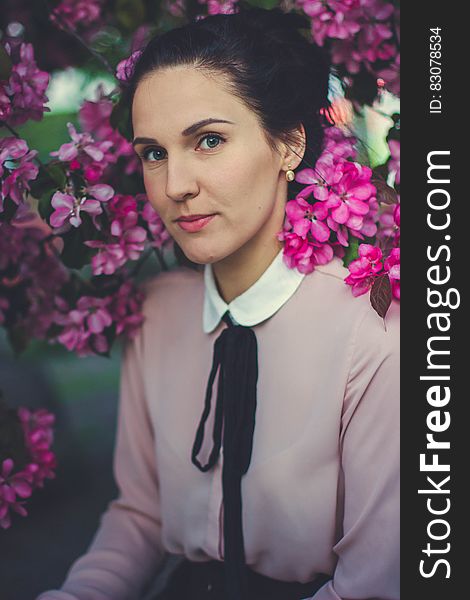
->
<box><xmin>38</xmin><ymin>7</ymin><xmax>399</xmax><ymax>600</ymax></box>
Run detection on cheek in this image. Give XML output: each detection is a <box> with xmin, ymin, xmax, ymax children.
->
<box><xmin>227</xmin><ymin>152</ymin><xmax>279</xmax><ymax>216</ymax></box>
<box><xmin>143</xmin><ymin>172</ymin><xmax>167</xmax><ymax>216</ymax></box>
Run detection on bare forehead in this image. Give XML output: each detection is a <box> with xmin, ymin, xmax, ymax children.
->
<box><xmin>131</xmin><ymin>65</ymin><xmax>253</xmax><ymax>135</ymax></box>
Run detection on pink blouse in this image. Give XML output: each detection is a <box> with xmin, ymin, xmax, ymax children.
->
<box><xmin>37</xmin><ymin>252</ymin><xmax>400</xmax><ymax>600</ymax></box>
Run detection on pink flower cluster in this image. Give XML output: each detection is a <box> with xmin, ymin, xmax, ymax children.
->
<box><xmin>142</xmin><ymin>200</ymin><xmax>172</xmax><ymax>249</ymax></box>
<box><xmin>78</xmin><ymin>88</ymin><xmax>140</xmax><ymax>175</ymax></box>
<box><xmin>0</xmin><ymin>137</ymin><xmax>38</xmax><ymax>214</ymax></box>
<box><xmin>50</xmin><ymin>183</ymin><xmax>114</xmax><ymax>229</ymax></box>
<box><xmin>51</xmin><ymin>278</ymin><xmax>145</xmax><ymax>356</ymax></box>
<box><xmin>50</xmin><ymin>0</ymin><xmax>105</xmax><ymax>31</ymax></box>
<box><xmin>50</xmin><ymin>122</ymin><xmax>114</xmax><ymax>184</ymax></box>
<box><xmin>198</xmin><ymin>0</ymin><xmax>237</xmax><ymax>15</ymax></box>
<box><xmin>0</xmin><ymin>408</ymin><xmax>56</xmax><ymax>530</ymax></box>
<box><xmin>279</xmin><ymin>127</ymin><xmax>378</xmax><ymax>274</ymax></box>
<box><xmin>84</xmin><ymin>194</ymin><xmax>147</xmax><ymax>275</ymax></box>
<box><xmin>0</xmin><ymin>222</ymin><xmax>69</xmax><ymax>339</ymax></box>
<box><xmin>0</xmin><ymin>41</ymin><xmax>50</xmax><ymax>127</ymax></box>
<box><xmin>377</xmin><ymin>201</ymin><xmax>400</xmax><ymax>249</ymax></box>
<box><xmin>345</xmin><ymin>243</ymin><xmax>400</xmax><ymax>299</ymax></box>
<box><xmin>296</xmin><ymin>0</ymin><xmax>399</xmax><ymax>96</ymax></box>
<box><xmin>84</xmin><ymin>194</ymin><xmax>170</xmax><ymax>275</ymax></box>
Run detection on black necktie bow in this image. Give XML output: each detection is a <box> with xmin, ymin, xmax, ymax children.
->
<box><xmin>191</xmin><ymin>310</ymin><xmax>259</xmax><ymax>600</ymax></box>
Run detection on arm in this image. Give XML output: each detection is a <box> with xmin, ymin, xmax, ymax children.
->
<box><xmin>37</xmin><ymin>325</ymin><xmax>167</xmax><ymax>600</ymax></box>
<box><xmin>309</xmin><ymin>301</ymin><xmax>400</xmax><ymax>600</ymax></box>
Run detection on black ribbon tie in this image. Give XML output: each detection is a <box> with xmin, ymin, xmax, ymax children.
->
<box><xmin>191</xmin><ymin>310</ymin><xmax>259</xmax><ymax>600</ymax></box>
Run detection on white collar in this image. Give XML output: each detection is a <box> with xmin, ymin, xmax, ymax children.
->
<box><xmin>203</xmin><ymin>248</ymin><xmax>305</xmax><ymax>333</ymax></box>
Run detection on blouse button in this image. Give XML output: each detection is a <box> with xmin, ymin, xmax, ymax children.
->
<box><xmin>207</xmin><ymin>582</ymin><xmax>213</xmax><ymax>592</ymax></box>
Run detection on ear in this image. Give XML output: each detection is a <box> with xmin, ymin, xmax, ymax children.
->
<box><xmin>280</xmin><ymin>123</ymin><xmax>307</xmax><ymax>171</ymax></box>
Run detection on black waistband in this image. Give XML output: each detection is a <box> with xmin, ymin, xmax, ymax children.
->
<box><xmin>159</xmin><ymin>559</ymin><xmax>332</xmax><ymax>600</ymax></box>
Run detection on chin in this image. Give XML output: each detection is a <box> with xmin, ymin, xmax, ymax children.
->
<box><xmin>178</xmin><ymin>238</ymin><xmax>234</xmax><ymax>266</ymax></box>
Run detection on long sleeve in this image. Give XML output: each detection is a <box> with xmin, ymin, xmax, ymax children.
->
<box><xmin>37</xmin><ymin>325</ymin><xmax>167</xmax><ymax>600</ymax></box>
<box><xmin>309</xmin><ymin>300</ymin><xmax>400</xmax><ymax>600</ymax></box>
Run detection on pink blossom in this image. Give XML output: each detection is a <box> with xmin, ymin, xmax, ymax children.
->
<box><xmin>377</xmin><ymin>201</ymin><xmax>400</xmax><ymax>247</ymax></box>
<box><xmin>51</xmin><ymin>122</ymin><xmax>112</xmax><ymax>164</ymax></box>
<box><xmin>78</xmin><ymin>90</ymin><xmax>140</xmax><ymax>175</ymax></box>
<box><xmin>50</xmin><ymin>122</ymin><xmax>114</xmax><ymax>184</ymax></box>
<box><xmin>109</xmin><ymin>280</ymin><xmax>145</xmax><ymax>337</ymax></box>
<box><xmin>0</xmin><ymin>137</ymin><xmax>38</xmax><ymax>212</ymax></box>
<box><xmin>345</xmin><ymin>243</ymin><xmax>384</xmax><ymax>296</ymax></box>
<box><xmin>83</xmin><ymin>194</ymin><xmax>147</xmax><ymax>275</ymax></box>
<box><xmin>198</xmin><ymin>0</ymin><xmax>237</xmax><ymax>15</ymax></box>
<box><xmin>296</xmin><ymin>164</ymin><xmax>334</xmax><ymax>202</ymax></box>
<box><xmin>0</xmin><ymin>222</ymin><xmax>69</xmax><ymax>340</ymax></box>
<box><xmin>295</xmin><ymin>127</ymin><xmax>358</xmax><ymax>203</ymax></box>
<box><xmin>0</xmin><ymin>41</ymin><xmax>50</xmax><ymax>127</ymax></box>
<box><xmin>0</xmin><ymin>86</ymin><xmax>12</xmax><ymax>122</ymax></box>
<box><xmin>50</xmin><ymin>183</ymin><xmax>114</xmax><ymax>229</ymax></box>
<box><xmin>0</xmin><ymin>402</ymin><xmax>56</xmax><ymax>529</ymax></box>
<box><xmin>51</xmin><ymin>0</ymin><xmax>105</xmax><ymax>30</ymax></box>
<box><xmin>116</xmin><ymin>50</ymin><xmax>143</xmax><ymax>83</ymax></box>
<box><xmin>393</xmin><ymin>203</ymin><xmax>400</xmax><ymax>228</ymax></box>
<box><xmin>141</xmin><ymin>200</ymin><xmax>171</xmax><ymax>248</ymax></box>
<box><xmin>0</xmin><ymin>459</ymin><xmax>32</xmax><ymax>529</ymax></box>
<box><xmin>52</xmin><ymin>295</ymin><xmax>111</xmax><ymax>356</ymax></box>
<box><xmin>278</xmin><ymin>229</ymin><xmax>334</xmax><ymax>275</ymax></box>
<box><xmin>377</xmin><ymin>54</ymin><xmax>400</xmax><ymax>97</ymax></box>
<box><xmin>323</xmin><ymin>126</ymin><xmax>357</xmax><ymax>160</ymax></box>
<box><xmin>78</xmin><ymin>90</ymin><xmax>115</xmax><ymax>140</ymax></box>
<box><xmin>297</xmin><ymin>0</ymin><xmax>362</xmax><ymax>46</ymax></box>
<box><xmin>285</xmin><ymin>196</ymin><xmax>330</xmax><ymax>242</ymax></box>
<box><xmin>287</xmin><ymin>128</ymin><xmax>377</xmax><ymax>253</ymax></box>
<box><xmin>18</xmin><ymin>408</ymin><xmax>56</xmax><ymax>488</ymax></box>
<box><xmin>384</xmin><ymin>246</ymin><xmax>400</xmax><ymax>299</ymax></box>
<box><xmin>324</xmin><ymin>161</ymin><xmax>376</xmax><ymax>225</ymax></box>
<box><xmin>50</xmin><ymin>279</ymin><xmax>144</xmax><ymax>356</ymax></box>
<box><xmin>297</xmin><ymin>0</ymin><xmax>399</xmax><ymax>94</ymax></box>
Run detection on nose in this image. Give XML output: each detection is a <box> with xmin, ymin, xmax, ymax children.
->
<box><xmin>165</xmin><ymin>153</ymin><xmax>199</xmax><ymax>202</ymax></box>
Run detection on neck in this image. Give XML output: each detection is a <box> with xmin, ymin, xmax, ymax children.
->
<box><xmin>212</xmin><ymin>203</ymin><xmax>285</xmax><ymax>304</ymax></box>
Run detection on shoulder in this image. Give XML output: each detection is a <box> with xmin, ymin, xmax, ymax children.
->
<box><xmin>133</xmin><ymin>266</ymin><xmax>205</xmax><ymax>338</ymax></box>
<box><xmin>298</xmin><ymin>256</ymin><xmax>399</xmax><ymax>355</ymax></box>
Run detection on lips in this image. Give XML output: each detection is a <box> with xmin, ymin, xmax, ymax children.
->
<box><xmin>176</xmin><ymin>214</ymin><xmax>215</xmax><ymax>222</ymax></box>
<box><xmin>176</xmin><ymin>214</ymin><xmax>217</xmax><ymax>232</ymax></box>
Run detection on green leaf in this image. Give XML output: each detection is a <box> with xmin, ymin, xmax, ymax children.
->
<box><xmin>0</xmin><ymin>45</ymin><xmax>13</xmax><ymax>81</ymax></box>
<box><xmin>46</xmin><ymin>163</ymin><xmax>67</xmax><ymax>188</ymax></box>
<box><xmin>115</xmin><ymin>0</ymin><xmax>146</xmax><ymax>30</ymax></box>
<box><xmin>342</xmin><ymin>236</ymin><xmax>360</xmax><ymax>268</ymax></box>
<box><xmin>30</xmin><ymin>163</ymin><xmax>67</xmax><ymax>199</ymax></box>
<box><xmin>37</xmin><ymin>189</ymin><xmax>56</xmax><ymax>222</ymax></box>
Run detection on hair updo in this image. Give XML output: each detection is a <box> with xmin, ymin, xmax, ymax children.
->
<box><xmin>125</xmin><ymin>6</ymin><xmax>332</xmax><ymax>178</ymax></box>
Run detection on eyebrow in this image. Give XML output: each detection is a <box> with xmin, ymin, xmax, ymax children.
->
<box><xmin>132</xmin><ymin>118</ymin><xmax>235</xmax><ymax>147</ymax></box>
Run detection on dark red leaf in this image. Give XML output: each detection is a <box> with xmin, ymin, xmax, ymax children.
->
<box><xmin>370</xmin><ymin>274</ymin><xmax>392</xmax><ymax>319</ymax></box>
<box><xmin>372</xmin><ymin>178</ymin><xmax>398</xmax><ymax>205</ymax></box>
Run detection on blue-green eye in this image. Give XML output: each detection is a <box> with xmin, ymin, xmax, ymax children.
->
<box><xmin>141</xmin><ymin>147</ymin><xmax>166</xmax><ymax>162</ymax></box>
<box><xmin>198</xmin><ymin>133</ymin><xmax>225</xmax><ymax>150</ymax></box>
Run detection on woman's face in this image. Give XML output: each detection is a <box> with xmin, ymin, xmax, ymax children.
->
<box><xmin>132</xmin><ymin>65</ymin><xmax>294</xmax><ymax>265</ymax></box>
